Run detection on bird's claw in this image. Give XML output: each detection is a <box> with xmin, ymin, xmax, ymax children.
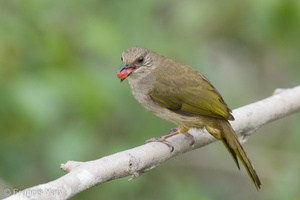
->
<box><xmin>146</xmin><ymin>128</ymin><xmax>194</xmax><ymax>152</ymax></box>
<box><xmin>146</xmin><ymin>137</ymin><xmax>175</xmax><ymax>152</ymax></box>
<box><xmin>185</xmin><ymin>132</ymin><xmax>195</xmax><ymax>146</ymax></box>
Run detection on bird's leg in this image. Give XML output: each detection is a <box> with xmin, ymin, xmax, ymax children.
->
<box><xmin>166</xmin><ymin>128</ymin><xmax>195</xmax><ymax>146</ymax></box>
<box><xmin>146</xmin><ymin>137</ymin><xmax>175</xmax><ymax>152</ymax></box>
<box><xmin>165</xmin><ymin>128</ymin><xmax>181</xmax><ymax>138</ymax></box>
<box><xmin>170</xmin><ymin>128</ymin><xmax>195</xmax><ymax>146</ymax></box>
<box><xmin>145</xmin><ymin>128</ymin><xmax>194</xmax><ymax>152</ymax></box>
<box><xmin>145</xmin><ymin>128</ymin><xmax>180</xmax><ymax>152</ymax></box>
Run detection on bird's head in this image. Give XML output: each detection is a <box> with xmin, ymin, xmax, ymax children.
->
<box><xmin>116</xmin><ymin>46</ymin><xmax>154</xmax><ymax>81</ymax></box>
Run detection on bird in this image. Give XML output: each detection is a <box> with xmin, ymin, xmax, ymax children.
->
<box><xmin>116</xmin><ymin>46</ymin><xmax>261</xmax><ymax>190</ymax></box>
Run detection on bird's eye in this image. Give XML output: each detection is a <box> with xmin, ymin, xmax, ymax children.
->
<box><xmin>137</xmin><ymin>56</ymin><xmax>144</xmax><ymax>63</ymax></box>
<box><xmin>121</xmin><ymin>57</ymin><xmax>123</xmax><ymax>61</ymax></box>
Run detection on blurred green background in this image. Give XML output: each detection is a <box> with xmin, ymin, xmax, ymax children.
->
<box><xmin>1</xmin><ymin>0</ymin><xmax>300</xmax><ymax>199</ymax></box>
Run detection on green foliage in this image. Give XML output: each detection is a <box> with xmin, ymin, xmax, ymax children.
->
<box><xmin>0</xmin><ymin>0</ymin><xmax>300</xmax><ymax>199</ymax></box>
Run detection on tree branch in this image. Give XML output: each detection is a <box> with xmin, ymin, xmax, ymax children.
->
<box><xmin>4</xmin><ymin>86</ymin><xmax>300</xmax><ymax>200</ymax></box>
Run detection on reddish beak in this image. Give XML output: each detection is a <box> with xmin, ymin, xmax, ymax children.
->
<box><xmin>116</xmin><ymin>64</ymin><xmax>137</xmax><ymax>81</ymax></box>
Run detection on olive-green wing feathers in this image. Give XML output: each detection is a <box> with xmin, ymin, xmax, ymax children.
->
<box><xmin>149</xmin><ymin>64</ymin><xmax>234</xmax><ymax>120</ymax></box>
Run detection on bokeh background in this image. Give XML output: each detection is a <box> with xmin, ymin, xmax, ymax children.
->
<box><xmin>1</xmin><ymin>0</ymin><xmax>300</xmax><ymax>199</ymax></box>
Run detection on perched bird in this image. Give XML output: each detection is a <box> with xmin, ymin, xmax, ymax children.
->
<box><xmin>116</xmin><ymin>46</ymin><xmax>261</xmax><ymax>189</ymax></box>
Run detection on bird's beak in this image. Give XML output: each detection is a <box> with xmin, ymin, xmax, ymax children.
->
<box><xmin>116</xmin><ymin>64</ymin><xmax>138</xmax><ymax>82</ymax></box>
<box><xmin>119</xmin><ymin>63</ymin><xmax>130</xmax><ymax>72</ymax></box>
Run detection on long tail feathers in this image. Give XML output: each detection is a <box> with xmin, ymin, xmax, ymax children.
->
<box><xmin>206</xmin><ymin>120</ymin><xmax>262</xmax><ymax>190</ymax></box>
<box><xmin>221</xmin><ymin>122</ymin><xmax>261</xmax><ymax>190</ymax></box>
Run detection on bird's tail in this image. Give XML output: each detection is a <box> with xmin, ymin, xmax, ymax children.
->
<box><xmin>206</xmin><ymin>120</ymin><xmax>261</xmax><ymax>190</ymax></box>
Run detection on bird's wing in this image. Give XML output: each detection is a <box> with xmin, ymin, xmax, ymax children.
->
<box><xmin>149</xmin><ymin>64</ymin><xmax>234</xmax><ymax>120</ymax></box>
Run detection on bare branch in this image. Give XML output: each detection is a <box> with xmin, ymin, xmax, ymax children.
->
<box><xmin>4</xmin><ymin>86</ymin><xmax>300</xmax><ymax>200</ymax></box>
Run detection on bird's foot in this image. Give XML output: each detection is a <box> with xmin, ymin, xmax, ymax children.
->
<box><xmin>169</xmin><ymin>128</ymin><xmax>194</xmax><ymax>145</ymax></box>
<box><xmin>146</xmin><ymin>137</ymin><xmax>175</xmax><ymax>152</ymax></box>
<box><xmin>146</xmin><ymin>128</ymin><xmax>195</xmax><ymax>151</ymax></box>
<box><xmin>185</xmin><ymin>132</ymin><xmax>195</xmax><ymax>146</ymax></box>
<box><xmin>146</xmin><ymin>129</ymin><xmax>182</xmax><ymax>152</ymax></box>
<box><xmin>146</xmin><ymin>128</ymin><xmax>179</xmax><ymax>152</ymax></box>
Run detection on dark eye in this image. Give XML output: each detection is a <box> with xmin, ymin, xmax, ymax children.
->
<box><xmin>137</xmin><ymin>56</ymin><xmax>144</xmax><ymax>63</ymax></box>
<box><xmin>121</xmin><ymin>57</ymin><xmax>123</xmax><ymax>61</ymax></box>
